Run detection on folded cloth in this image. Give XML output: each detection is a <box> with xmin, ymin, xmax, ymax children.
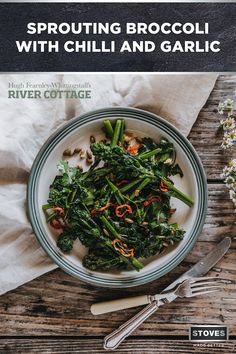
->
<box><xmin>0</xmin><ymin>73</ymin><xmax>217</xmax><ymax>295</ymax></box>
<box><xmin>64</xmin><ymin>74</ymin><xmax>217</xmax><ymax>136</ymax></box>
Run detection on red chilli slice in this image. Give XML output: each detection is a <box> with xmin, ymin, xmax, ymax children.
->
<box><xmin>91</xmin><ymin>202</ymin><xmax>116</xmax><ymax>215</ymax></box>
<box><xmin>98</xmin><ymin>202</ymin><xmax>116</xmax><ymax>212</ymax></box>
<box><xmin>52</xmin><ymin>207</ymin><xmax>65</xmax><ymax>215</ymax></box>
<box><xmin>115</xmin><ymin>204</ymin><xmax>132</xmax><ymax>218</ymax></box>
<box><xmin>159</xmin><ymin>181</ymin><xmax>169</xmax><ymax>193</ymax></box>
<box><xmin>112</xmin><ymin>239</ymin><xmax>134</xmax><ymax>257</ymax></box>
<box><xmin>143</xmin><ymin>196</ymin><xmax>160</xmax><ymax>206</ymax></box>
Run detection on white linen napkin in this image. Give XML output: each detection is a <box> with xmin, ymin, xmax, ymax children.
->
<box><xmin>0</xmin><ymin>73</ymin><xmax>217</xmax><ymax>295</ymax></box>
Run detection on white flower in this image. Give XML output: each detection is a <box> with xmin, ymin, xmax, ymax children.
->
<box><xmin>225</xmin><ymin>176</ymin><xmax>234</xmax><ymax>188</ymax></box>
<box><xmin>222</xmin><ymin>165</ymin><xmax>231</xmax><ymax>177</ymax></box>
<box><xmin>229</xmin><ymin>159</ymin><xmax>236</xmax><ymax>170</ymax></box>
<box><xmin>220</xmin><ymin>119</ymin><xmax>226</xmax><ymax>129</ymax></box>
<box><xmin>224</xmin><ymin>98</ymin><xmax>234</xmax><ymax>109</ymax></box>
<box><xmin>221</xmin><ymin>138</ymin><xmax>233</xmax><ymax>149</ymax></box>
<box><xmin>224</xmin><ymin>117</ymin><xmax>236</xmax><ymax>130</ymax></box>
<box><xmin>229</xmin><ymin>190</ymin><xmax>236</xmax><ymax>203</ymax></box>
<box><xmin>225</xmin><ymin>165</ymin><xmax>232</xmax><ymax>172</ymax></box>
<box><xmin>225</xmin><ymin>175</ymin><xmax>234</xmax><ymax>183</ymax></box>
<box><xmin>218</xmin><ymin>102</ymin><xmax>225</xmax><ymax>114</ymax></box>
<box><xmin>219</xmin><ymin>98</ymin><xmax>236</xmax><ymax>208</ymax></box>
<box><xmin>229</xmin><ymin>131</ymin><xmax>236</xmax><ymax>142</ymax></box>
<box><xmin>218</xmin><ymin>99</ymin><xmax>234</xmax><ymax>116</ymax></box>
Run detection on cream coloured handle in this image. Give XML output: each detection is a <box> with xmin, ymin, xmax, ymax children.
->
<box><xmin>91</xmin><ymin>295</ymin><xmax>150</xmax><ymax>315</ymax></box>
<box><xmin>103</xmin><ymin>301</ymin><xmax>159</xmax><ymax>350</ymax></box>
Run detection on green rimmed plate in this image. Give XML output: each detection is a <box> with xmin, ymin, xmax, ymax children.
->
<box><xmin>27</xmin><ymin>107</ymin><xmax>207</xmax><ymax>288</ymax></box>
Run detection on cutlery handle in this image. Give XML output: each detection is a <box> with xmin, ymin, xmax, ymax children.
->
<box><xmin>91</xmin><ymin>295</ymin><xmax>150</xmax><ymax>315</ymax></box>
<box><xmin>104</xmin><ymin>301</ymin><xmax>159</xmax><ymax>350</ymax></box>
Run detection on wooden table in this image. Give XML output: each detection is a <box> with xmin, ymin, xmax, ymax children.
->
<box><xmin>0</xmin><ymin>75</ymin><xmax>235</xmax><ymax>353</ymax></box>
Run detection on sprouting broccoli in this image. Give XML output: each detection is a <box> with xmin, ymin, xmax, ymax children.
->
<box><xmin>83</xmin><ymin>248</ymin><xmax>127</xmax><ymax>271</ymax></box>
<box><xmin>43</xmin><ymin>118</ymin><xmax>194</xmax><ymax>272</ymax></box>
<box><xmin>57</xmin><ymin>233</ymin><xmax>74</xmax><ymax>253</ymax></box>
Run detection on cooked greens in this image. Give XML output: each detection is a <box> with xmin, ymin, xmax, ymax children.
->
<box><xmin>43</xmin><ymin>119</ymin><xmax>193</xmax><ymax>272</ymax></box>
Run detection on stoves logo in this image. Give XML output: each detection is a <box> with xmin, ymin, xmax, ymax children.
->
<box><xmin>189</xmin><ymin>326</ymin><xmax>228</xmax><ymax>342</ymax></box>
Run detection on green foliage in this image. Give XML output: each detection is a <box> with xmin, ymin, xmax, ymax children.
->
<box><xmin>44</xmin><ymin>119</ymin><xmax>193</xmax><ymax>272</ymax></box>
<box><xmin>57</xmin><ymin>233</ymin><xmax>74</xmax><ymax>253</ymax></box>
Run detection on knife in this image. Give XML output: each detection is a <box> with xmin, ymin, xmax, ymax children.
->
<box><xmin>103</xmin><ymin>237</ymin><xmax>231</xmax><ymax>350</ymax></box>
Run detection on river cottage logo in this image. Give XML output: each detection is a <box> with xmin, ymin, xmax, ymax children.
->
<box><xmin>7</xmin><ymin>81</ymin><xmax>92</xmax><ymax>99</ymax></box>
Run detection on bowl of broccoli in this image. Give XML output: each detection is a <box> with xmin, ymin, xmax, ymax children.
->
<box><xmin>27</xmin><ymin>107</ymin><xmax>207</xmax><ymax>288</ymax></box>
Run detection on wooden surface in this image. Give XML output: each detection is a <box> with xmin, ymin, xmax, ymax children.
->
<box><xmin>0</xmin><ymin>75</ymin><xmax>236</xmax><ymax>353</ymax></box>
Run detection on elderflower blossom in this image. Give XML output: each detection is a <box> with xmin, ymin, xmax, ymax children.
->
<box><xmin>218</xmin><ymin>99</ymin><xmax>236</xmax><ymax>149</ymax></box>
<box><xmin>222</xmin><ymin>117</ymin><xmax>236</xmax><ymax>130</ymax></box>
<box><xmin>221</xmin><ymin>159</ymin><xmax>236</xmax><ymax>207</ymax></box>
<box><xmin>218</xmin><ymin>99</ymin><xmax>234</xmax><ymax>115</ymax></box>
<box><xmin>218</xmin><ymin>102</ymin><xmax>225</xmax><ymax>115</ymax></box>
<box><xmin>221</xmin><ymin>136</ymin><xmax>234</xmax><ymax>149</ymax></box>
<box><xmin>219</xmin><ymin>98</ymin><xmax>236</xmax><ymax>207</ymax></box>
<box><xmin>228</xmin><ymin>129</ymin><xmax>236</xmax><ymax>140</ymax></box>
<box><xmin>229</xmin><ymin>190</ymin><xmax>236</xmax><ymax>204</ymax></box>
<box><xmin>221</xmin><ymin>129</ymin><xmax>236</xmax><ymax>149</ymax></box>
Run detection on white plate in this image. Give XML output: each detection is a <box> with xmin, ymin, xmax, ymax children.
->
<box><xmin>27</xmin><ymin>107</ymin><xmax>207</xmax><ymax>288</ymax></box>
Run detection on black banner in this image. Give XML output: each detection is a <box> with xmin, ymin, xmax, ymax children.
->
<box><xmin>0</xmin><ymin>3</ymin><xmax>236</xmax><ymax>71</ymax></box>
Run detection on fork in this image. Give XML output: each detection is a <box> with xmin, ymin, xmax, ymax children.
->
<box><xmin>91</xmin><ymin>276</ymin><xmax>228</xmax><ymax>315</ymax></box>
<box><xmin>103</xmin><ymin>277</ymin><xmax>229</xmax><ymax>350</ymax></box>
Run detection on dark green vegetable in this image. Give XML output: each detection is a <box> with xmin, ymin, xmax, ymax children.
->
<box><xmin>119</xmin><ymin>119</ymin><xmax>125</xmax><ymax>144</ymax></box>
<box><xmin>43</xmin><ymin>119</ymin><xmax>193</xmax><ymax>272</ymax></box>
<box><xmin>111</xmin><ymin>119</ymin><xmax>122</xmax><ymax>147</ymax></box>
<box><xmin>103</xmin><ymin>120</ymin><xmax>114</xmax><ymax>138</ymax></box>
<box><xmin>57</xmin><ymin>233</ymin><xmax>74</xmax><ymax>253</ymax></box>
<box><xmin>140</xmin><ymin>147</ymin><xmax>162</xmax><ymax>159</ymax></box>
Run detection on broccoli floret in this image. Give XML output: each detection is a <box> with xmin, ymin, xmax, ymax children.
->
<box><xmin>83</xmin><ymin>252</ymin><xmax>126</xmax><ymax>271</ymax></box>
<box><xmin>57</xmin><ymin>233</ymin><xmax>73</xmax><ymax>253</ymax></box>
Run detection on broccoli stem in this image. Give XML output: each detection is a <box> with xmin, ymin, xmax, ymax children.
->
<box><xmin>106</xmin><ymin>178</ymin><xmax>125</xmax><ymax>203</ymax></box>
<box><xmin>163</xmin><ymin>179</ymin><xmax>194</xmax><ymax>207</ymax></box>
<box><xmin>77</xmin><ymin>216</ymin><xmax>140</xmax><ymax>270</ymax></box>
<box><xmin>103</xmin><ymin>120</ymin><xmax>114</xmax><ymax>138</ymax></box>
<box><xmin>131</xmin><ymin>258</ymin><xmax>145</xmax><ymax>271</ymax></box>
<box><xmin>46</xmin><ymin>211</ymin><xmax>58</xmax><ymax>222</ymax></box>
<box><xmin>101</xmin><ymin>215</ymin><xmax>121</xmax><ymax>239</ymax></box>
<box><xmin>42</xmin><ymin>203</ymin><xmax>51</xmax><ymax>210</ymax></box>
<box><xmin>111</xmin><ymin>119</ymin><xmax>122</xmax><ymax>147</ymax></box>
<box><xmin>120</xmin><ymin>178</ymin><xmax>143</xmax><ymax>193</ymax></box>
<box><xmin>79</xmin><ymin>218</ymin><xmax>93</xmax><ymax>230</ymax></box>
<box><xmin>92</xmin><ymin>167</ymin><xmax>112</xmax><ymax>176</ymax></box>
<box><xmin>119</xmin><ymin>119</ymin><xmax>125</xmax><ymax>144</ymax></box>
<box><xmin>140</xmin><ymin>148</ymin><xmax>162</xmax><ymax>159</ymax></box>
<box><xmin>130</xmin><ymin>177</ymin><xmax>152</xmax><ymax>200</ymax></box>
<box><xmin>69</xmin><ymin>189</ymin><xmax>77</xmax><ymax>203</ymax></box>
<box><xmin>101</xmin><ymin>216</ymin><xmax>144</xmax><ymax>271</ymax></box>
